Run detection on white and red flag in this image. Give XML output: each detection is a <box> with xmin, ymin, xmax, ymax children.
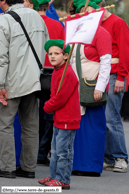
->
<box><xmin>64</xmin><ymin>9</ymin><xmax>105</xmax><ymax>46</ymax></box>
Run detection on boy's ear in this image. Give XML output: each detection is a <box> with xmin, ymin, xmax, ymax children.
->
<box><xmin>64</xmin><ymin>53</ymin><xmax>69</xmax><ymax>60</ymax></box>
<box><xmin>29</xmin><ymin>3</ymin><xmax>33</xmax><ymax>9</ymax></box>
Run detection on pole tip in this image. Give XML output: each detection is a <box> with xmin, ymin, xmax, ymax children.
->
<box><xmin>110</xmin><ymin>4</ymin><xmax>115</xmax><ymax>8</ymax></box>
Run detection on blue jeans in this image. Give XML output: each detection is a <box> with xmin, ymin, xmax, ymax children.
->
<box><xmin>49</xmin><ymin>126</ymin><xmax>76</xmax><ymax>184</ymax></box>
<box><xmin>105</xmin><ymin>74</ymin><xmax>128</xmax><ymax>164</ymax></box>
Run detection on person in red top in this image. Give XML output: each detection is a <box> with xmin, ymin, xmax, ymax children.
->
<box><xmin>36</xmin><ymin>0</ymin><xmax>64</xmax><ymax>165</ymax></box>
<box><xmin>92</xmin><ymin>0</ymin><xmax>129</xmax><ymax>172</ymax></box>
<box><xmin>38</xmin><ymin>39</ymin><xmax>81</xmax><ymax>189</ymax></box>
<box><xmin>37</xmin><ymin>0</ymin><xmax>64</xmax><ymax>68</ymax></box>
<box><xmin>23</xmin><ymin>0</ymin><xmax>65</xmax><ymax>166</ymax></box>
<box><xmin>68</xmin><ymin>0</ymin><xmax>112</xmax><ymax>177</ymax></box>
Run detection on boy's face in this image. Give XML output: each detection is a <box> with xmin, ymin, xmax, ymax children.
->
<box><xmin>0</xmin><ymin>0</ymin><xmax>5</xmax><ymax>12</ymax></box>
<box><xmin>23</xmin><ymin>0</ymin><xmax>33</xmax><ymax>9</ymax></box>
<box><xmin>48</xmin><ymin>46</ymin><xmax>68</xmax><ymax>67</ymax></box>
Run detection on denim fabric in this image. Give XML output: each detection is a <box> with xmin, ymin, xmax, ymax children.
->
<box><xmin>105</xmin><ymin>74</ymin><xmax>128</xmax><ymax>164</ymax></box>
<box><xmin>49</xmin><ymin>126</ymin><xmax>76</xmax><ymax>184</ymax></box>
<box><xmin>38</xmin><ymin>120</ymin><xmax>53</xmax><ymax>161</ymax></box>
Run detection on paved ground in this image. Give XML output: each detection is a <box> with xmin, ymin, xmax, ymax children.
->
<box><xmin>0</xmin><ymin>121</ymin><xmax>129</xmax><ymax>194</ymax></box>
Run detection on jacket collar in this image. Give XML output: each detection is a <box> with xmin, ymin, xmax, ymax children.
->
<box><xmin>54</xmin><ymin>62</ymin><xmax>66</xmax><ymax>71</ymax></box>
<box><xmin>5</xmin><ymin>4</ymin><xmax>25</xmax><ymax>13</ymax></box>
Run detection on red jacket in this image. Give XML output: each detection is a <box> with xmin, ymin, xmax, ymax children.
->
<box><xmin>44</xmin><ymin>63</ymin><xmax>81</xmax><ymax>130</ymax></box>
<box><xmin>101</xmin><ymin>14</ymin><xmax>129</xmax><ymax>81</ymax></box>
<box><xmin>41</xmin><ymin>15</ymin><xmax>64</xmax><ymax>68</ymax></box>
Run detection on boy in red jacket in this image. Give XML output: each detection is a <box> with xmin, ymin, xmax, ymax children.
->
<box><xmin>38</xmin><ymin>39</ymin><xmax>81</xmax><ymax>190</ymax></box>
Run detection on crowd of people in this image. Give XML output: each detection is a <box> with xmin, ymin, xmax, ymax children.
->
<box><xmin>0</xmin><ymin>0</ymin><xmax>129</xmax><ymax>190</ymax></box>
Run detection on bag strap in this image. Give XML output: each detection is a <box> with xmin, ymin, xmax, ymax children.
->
<box><xmin>6</xmin><ymin>11</ymin><xmax>43</xmax><ymax>72</ymax></box>
<box><xmin>84</xmin><ymin>77</ymin><xmax>96</xmax><ymax>86</ymax></box>
<box><xmin>76</xmin><ymin>44</ymin><xmax>97</xmax><ymax>86</ymax></box>
<box><xmin>76</xmin><ymin>44</ymin><xmax>82</xmax><ymax>79</ymax></box>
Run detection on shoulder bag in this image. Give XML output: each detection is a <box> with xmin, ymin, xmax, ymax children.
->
<box><xmin>76</xmin><ymin>44</ymin><xmax>107</xmax><ymax>107</ymax></box>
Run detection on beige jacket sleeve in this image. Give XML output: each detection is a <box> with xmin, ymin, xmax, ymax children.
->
<box><xmin>0</xmin><ymin>20</ymin><xmax>9</xmax><ymax>89</ymax></box>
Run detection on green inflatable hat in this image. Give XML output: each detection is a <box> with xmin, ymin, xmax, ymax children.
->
<box><xmin>90</xmin><ymin>0</ymin><xmax>103</xmax><ymax>4</ymax></box>
<box><xmin>73</xmin><ymin>0</ymin><xmax>100</xmax><ymax>13</ymax></box>
<box><xmin>32</xmin><ymin>0</ymin><xmax>39</xmax><ymax>10</ymax></box>
<box><xmin>44</xmin><ymin>39</ymin><xmax>71</xmax><ymax>54</ymax></box>
<box><xmin>37</xmin><ymin>0</ymin><xmax>50</xmax><ymax>5</ymax></box>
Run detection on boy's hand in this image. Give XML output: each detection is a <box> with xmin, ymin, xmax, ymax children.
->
<box><xmin>43</xmin><ymin>102</ymin><xmax>54</xmax><ymax>114</ymax></box>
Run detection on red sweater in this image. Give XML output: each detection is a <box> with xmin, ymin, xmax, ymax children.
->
<box><xmin>43</xmin><ymin>63</ymin><xmax>81</xmax><ymax>130</ymax></box>
<box><xmin>84</xmin><ymin>26</ymin><xmax>112</xmax><ymax>61</ymax></box>
<box><xmin>41</xmin><ymin>15</ymin><xmax>64</xmax><ymax>68</ymax></box>
<box><xmin>101</xmin><ymin>14</ymin><xmax>129</xmax><ymax>81</ymax></box>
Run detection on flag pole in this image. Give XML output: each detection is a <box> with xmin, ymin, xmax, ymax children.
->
<box><xmin>56</xmin><ymin>44</ymin><xmax>75</xmax><ymax>94</ymax></box>
<box><xmin>59</xmin><ymin>4</ymin><xmax>115</xmax><ymax>22</ymax></box>
<box><xmin>56</xmin><ymin>0</ymin><xmax>90</xmax><ymax>94</ymax></box>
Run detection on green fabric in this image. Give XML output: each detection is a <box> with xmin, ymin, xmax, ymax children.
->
<box><xmin>32</xmin><ymin>0</ymin><xmax>39</xmax><ymax>10</ymax></box>
<box><xmin>44</xmin><ymin>39</ymin><xmax>71</xmax><ymax>54</ymax></box>
<box><xmin>90</xmin><ymin>0</ymin><xmax>103</xmax><ymax>4</ymax></box>
<box><xmin>73</xmin><ymin>0</ymin><xmax>85</xmax><ymax>8</ymax></box>
<box><xmin>37</xmin><ymin>0</ymin><xmax>50</xmax><ymax>5</ymax></box>
<box><xmin>73</xmin><ymin>0</ymin><xmax>100</xmax><ymax>13</ymax></box>
<box><xmin>76</xmin><ymin>44</ymin><xmax>82</xmax><ymax>79</ymax></box>
<box><xmin>79</xmin><ymin>78</ymin><xmax>107</xmax><ymax>107</ymax></box>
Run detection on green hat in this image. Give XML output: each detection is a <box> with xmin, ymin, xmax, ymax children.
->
<box><xmin>90</xmin><ymin>0</ymin><xmax>103</xmax><ymax>4</ymax></box>
<box><xmin>73</xmin><ymin>0</ymin><xmax>100</xmax><ymax>13</ymax></box>
<box><xmin>37</xmin><ymin>0</ymin><xmax>50</xmax><ymax>5</ymax></box>
<box><xmin>32</xmin><ymin>0</ymin><xmax>39</xmax><ymax>10</ymax></box>
<box><xmin>44</xmin><ymin>39</ymin><xmax>71</xmax><ymax>54</ymax></box>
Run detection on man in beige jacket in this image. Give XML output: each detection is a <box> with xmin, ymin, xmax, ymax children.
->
<box><xmin>0</xmin><ymin>0</ymin><xmax>49</xmax><ymax>178</ymax></box>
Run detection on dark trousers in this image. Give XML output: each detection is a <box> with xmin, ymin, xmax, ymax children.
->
<box><xmin>38</xmin><ymin>99</ymin><xmax>53</xmax><ymax>161</ymax></box>
<box><xmin>121</xmin><ymin>87</ymin><xmax>129</xmax><ymax>119</ymax></box>
<box><xmin>38</xmin><ymin>120</ymin><xmax>53</xmax><ymax>160</ymax></box>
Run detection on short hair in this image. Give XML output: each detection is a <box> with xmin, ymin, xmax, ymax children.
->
<box><xmin>38</xmin><ymin>3</ymin><xmax>48</xmax><ymax>11</ymax></box>
<box><xmin>98</xmin><ymin>0</ymin><xmax>106</xmax><ymax>8</ymax></box>
<box><xmin>67</xmin><ymin>0</ymin><xmax>76</xmax><ymax>15</ymax></box>
<box><xmin>6</xmin><ymin>0</ymin><xmax>23</xmax><ymax>6</ymax></box>
<box><xmin>28</xmin><ymin>0</ymin><xmax>33</xmax><ymax>4</ymax></box>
